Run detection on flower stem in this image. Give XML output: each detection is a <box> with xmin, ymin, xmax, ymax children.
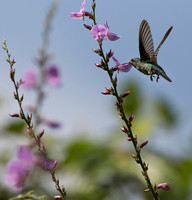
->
<box><xmin>2</xmin><ymin>40</ymin><xmax>66</xmax><ymax>199</ymax></box>
<box><xmin>99</xmin><ymin>43</ymin><xmax>159</xmax><ymax>200</ymax></box>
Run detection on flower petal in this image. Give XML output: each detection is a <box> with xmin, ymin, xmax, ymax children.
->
<box><xmin>112</xmin><ymin>56</ymin><xmax>120</xmax><ymax>65</ymax></box>
<box><xmin>118</xmin><ymin>63</ymin><xmax>132</xmax><ymax>72</ymax></box>
<box><xmin>70</xmin><ymin>12</ymin><xmax>83</xmax><ymax>19</ymax></box>
<box><xmin>107</xmin><ymin>32</ymin><xmax>121</xmax><ymax>41</ymax></box>
<box><xmin>80</xmin><ymin>0</ymin><xmax>86</xmax><ymax>11</ymax></box>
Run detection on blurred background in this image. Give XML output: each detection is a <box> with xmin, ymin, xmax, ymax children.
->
<box><xmin>0</xmin><ymin>0</ymin><xmax>192</xmax><ymax>199</ymax></box>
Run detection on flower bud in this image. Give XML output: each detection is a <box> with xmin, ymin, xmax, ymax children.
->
<box><xmin>83</xmin><ymin>24</ymin><xmax>92</xmax><ymax>30</ymax></box>
<box><xmin>157</xmin><ymin>183</ymin><xmax>171</xmax><ymax>190</ymax></box>
<box><xmin>121</xmin><ymin>126</ymin><xmax>128</xmax><ymax>133</ymax></box>
<box><xmin>52</xmin><ymin>160</ymin><xmax>58</xmax><ymax>169</ymax></box>
<box><xmin>101</xmin><ymin>91</ymin><xmax>110</xmax><ymax>95</ymax></box>
<box><xmin>140</xmin><ymin>140</ymin><xmax>148</xmax><ymax>148</ymax></box>
<box><xmin>95</xmin><ymin>63</ymin><xmax>102</xmax><ymax>68</ymax></box>
<box><xmin>38</xmin><ymin>129</ymin><xmax>44</xmax><ymax>138</ymax></box>
<box><xmin>100</xmin><ymin>59</ymin><xmax>105</xmax><ymax>67</ymax></box>
<box><xmin>3</xmin><ymin>38</ymin><xmax>6</xmax><ymax>44</ymax></box>
<box><xmin>129</xmin><ymin>114</ymin><xmax>134</xmax><ymax>122</ymax></box>
<box><xmin>54</xmin><ymin>195</ymin><xmax>62</xmax><ymax>200</ymax></box>
<box><xmin>9</xmin><ymin>113</ymin><xmax>19</xmax><ymax>118</ymax></box>
<box><xmin>105</xmin><ymin>87</ymin><xmax>111</xmax><ymax>92</ymax></box>
<box><xmin>122</xmin><ymin>91</ymin><xmax>130</xmax><ymax>98</ymax></box>
<box><xmin>126</xmin><ymin>137</ymin><xmax>132</xmax><ymax>141</ymax></box>
<box><xmin>92</xmin><ymin>48</ymin><xmax>99</xmax><ymax>54</ymax></box>
<box><xmin>107</xmin><ymin>49</ymin><xmax>114</xmax><ymax>58</ymax></box>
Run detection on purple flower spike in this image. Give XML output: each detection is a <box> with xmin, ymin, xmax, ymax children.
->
<box><xmin>22</xmin><ymin>69</ymin><xmax>37</xmax><ymax>89</ymax></box>
<box><xmin>104</xmin><ymin>21</ymin><xmax>121</xmax><ymax>41</ymax></box>
<box><xmin>91</xmin><ymin>25</ymin><xmax>107</xmax><ymax>45</ymax></box>
<box><xmin>70</xmin><ymin>0</ymin><xmax>86</xmax><ymax>20</ymax></box>
<box><xmin>45</xmin><ymin>65</ymin><xmax>61</xmax><ymax>87</ymax></box>
<box><xmin>5</xmin><ymin>146</ymin><xmax>36</xmax><ymax>191</ymax></box>
<box><xmin>112</xmin><ymin>56</ymin><xmax>132</xmax><ymax>73</ymax></box>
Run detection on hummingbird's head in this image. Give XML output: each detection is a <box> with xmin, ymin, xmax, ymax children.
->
<box><xmin>129</xmin><ymin>58</ymin><xmax>140</xmax><ymax>67</ymax></box>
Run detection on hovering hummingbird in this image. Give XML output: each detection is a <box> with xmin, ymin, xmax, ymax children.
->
<box><xmin>129</xmin><ymin>19</ymin><xmax>173</xmax><ymax>82</ymax></box>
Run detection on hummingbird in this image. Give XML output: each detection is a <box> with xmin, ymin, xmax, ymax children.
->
<box><xmin>129</xmin><ymin>19</ymin><xmax>173</xmax><ymax>82</ymax></box>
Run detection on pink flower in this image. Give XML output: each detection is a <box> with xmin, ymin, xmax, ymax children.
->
<box><xmin>45</xmin><ymin>65</ymin><xmax>61</xmax><ymax>87</ymax></box>
<box><xmin>5</xmin><ymin>146</ymin><xmax>36</xmax><ymax>191</ymax></box>
<box><xmin>91</xmin><ymin>25</ymin><xmax>107</xmax><ymax>45</ymax></box>
<box><xmin>104</xmin><ymin>21</ymin><xmax>121</xmax><ymax>41</ymax></box>
<box><xmin>22</xmin><ymin>69</ymin><xmax>37</xmax><ymax>89</ymax></box>
<box><xmin>70</xmin><ymin>0</ymin><xmax>86</xmax><ymax>20</ymax></box>
<box><xmin>112</xmin><ymin>56</ymin><xmax>132</xmax><ymax>73</ymax></box>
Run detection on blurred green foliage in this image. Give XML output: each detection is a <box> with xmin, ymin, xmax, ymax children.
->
<box><xmin>5</xmin><ymin>121</ymin><xmax>25</xmax><ymax>134</ymax></box>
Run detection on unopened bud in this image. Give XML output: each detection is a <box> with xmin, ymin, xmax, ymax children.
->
<box><xmin>10</xmin><ymin>69</ymin><xmax>15</xmax><ymax>81</ymax></box>
<box><xmin>11</xmin><ymin>58</ymin><xmax>16</xmax><ymax>64</ymax></box>
<box><xmin>100</xmin><ymin>59</ymin><xmax>105</xmax><ymax>67</ymax></box>
<box><xmin>54</xmin><ymin>195</ymin><xmax>62</xmax><ymax>200</ymax></box>
<box><xmin>126</xmin><ymin>137</ymin><xmax>132</xmax><ymax>141</ymax></box>
<box><xmin>129</xmin><ymin>114</ymin><xmax>134</xmax><ymax>122</ymax></box>
<box><xmin>92</xmin><ymin>48</ymin><xmax>99</xmax><ymax>53</ymax></box>
<box><xmin>62</xmin><ymin>185</ymin><xmax>66</xmax><ymax>194</ymax></box>
<box><xmin>83</xmin><ymin>24</ymin><xmax>92</xmax><ymax>30</ymax></box>
<box><xmin>122</xmin><ymin>91</ymin><xmax>130</xmax><ymax>98</ymax></box>
<box><xmin>157</xmin><ymin>183</ymin><xmax>171</xmax><ymax>190</ymax></box>
<box><xmin>107</xmin><ymin>49</ymin><xmax>114</xmax><ymax>58</ymax></box>
<box><xmin>121</xmin><ymin>126</ymin><xmax>128</xmax><ymax>133</ymax></box>
<box><xmin>9</xmin><ymin>113</ymin><xmax>19</xmax><ymax>118</ymax></box>
<box><xmin>20</xmin><ymin>94</ymin><xmax>24</xmax><ymax>102</ymax></box>
<box><xmin>101</xmin><ymin>91</ymin><xmax>110</xmax><ymax>95</ymax></box>
<box><xmin>52</xmin><ymin>160</ymin><xmax>57</xmax><ymax>169</ymax></box>
<box><xmin>38</xmin><ymin>129</ymin><xmax>44</xmax><ymax>138</ymax></box>
<box><xmin>95</xmin><ymin>63</ymin><xmax>102</xmax><ymax>68</ymax></box>
<box><xmin>131</xmin><ymin>153</ymin><xmax>136</xmax><ymax>158</ymax></box>
<box><xmin>27</xmin><ymin>127</ymin><xmax>33</xmax><ymax>136</ymax></box>
<box><xmin>91</xmin><ymin>1</ymin><xmax>96</xmax><ymax>9</ymax></box>
<box><xmin>140</xmin><ymin>140</ymin><xmax>148</xmax><ymax>148</ymax></box>
<box><xmin>3</xmin><ymin>38</ymin><xmax>6</xmax><ymax>44</ymax></box>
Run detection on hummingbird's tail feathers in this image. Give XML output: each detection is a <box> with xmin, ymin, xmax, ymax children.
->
<box><xmin>153</xmin><ymin>26</ymin><xmax>173</xmax><ymax>63</ymax></box>
<box><xmin>161</xmin><ymin>72</ymin><xmax>172</xmax><ymax>82</ymax></box>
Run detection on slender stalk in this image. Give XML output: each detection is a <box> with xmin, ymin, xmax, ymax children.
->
<box><xmin>2</xmin><ymin>40</ymin><xmax>67</xmax><ymax>199</ymax></box>
<box><xmin>89</xmin><ymin>1</ymin><xmax>159</xmax><ymax>199</ymax></box>
<box><xmin>99</xmin><ymin>44</ymin><xmax>159</xmax><ymax>199</ymax></box>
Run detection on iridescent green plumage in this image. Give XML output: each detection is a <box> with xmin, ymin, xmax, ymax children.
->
<box><xmin>130</xmin><ymin>19</ymin><xmax>172</xmax><ymax>82</ymax></box>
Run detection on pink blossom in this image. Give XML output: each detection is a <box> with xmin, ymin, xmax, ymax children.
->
<box><xmin>104</xmin><ymin>21</ymin><xmax>121</xmax><ymax>41</ymax></box>
<box><xmin>70</xmin><ymin>0</ymin><xmax>86</xmax><ymax>20</ymax></box>
<box><xmin>5</xmin><ymin>146</ymin><xmax>36</xmax><ymax>191</ymax></box>
<box><xmin>91</xmin><ymin>25</ymin><xmax>107</xmax><ymax>45</ymax></box>
<box><xmin>112</xmin><ymin>56</ymin><xmax>132</xmax><ymax>73</ymax></box>
<box><xmin>22</xmin><ymin>69</ymin><xmax>38</xmax><ymax>89</ymax></box>
<box><xmin>45</xmin><ymin>65</ymin><xmax>61</xmax><ymax>87</ymax></box>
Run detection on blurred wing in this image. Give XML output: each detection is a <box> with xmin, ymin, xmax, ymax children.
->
<box><xmin>153</xmin><ymin>26</ymin><xmax>173</xmax><ymax>63</ymax></box>
<box><xmin>139</xmin><ymin>19</ymin><xmax>154</xmax><ymax>61</ymax></box>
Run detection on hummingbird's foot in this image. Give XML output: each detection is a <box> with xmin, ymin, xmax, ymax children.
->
<box><xmin>150</xmin><ymin>74</ymin><xmax>155</xmax><ymax>81</ymax></box>
<box><xmin>156</xmin><ymin>75</ymin><xmax>160</xmax><ymax>82</ymax></box>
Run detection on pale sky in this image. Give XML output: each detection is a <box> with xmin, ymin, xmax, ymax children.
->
<box><xmin>0</xmin><ymin>0</ymin><xmax>191</xmax><ymax>144</ymax></box>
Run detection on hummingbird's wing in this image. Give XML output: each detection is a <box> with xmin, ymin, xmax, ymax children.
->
<box><xmin>153</xmin><ymin>26</ymin><xmax>173</xmax><ymax>63</ymax></box>
<box><xmin>139</xmin><ymin>20</ymin><xmax>154</xmax><ymax>61</ymax></box>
